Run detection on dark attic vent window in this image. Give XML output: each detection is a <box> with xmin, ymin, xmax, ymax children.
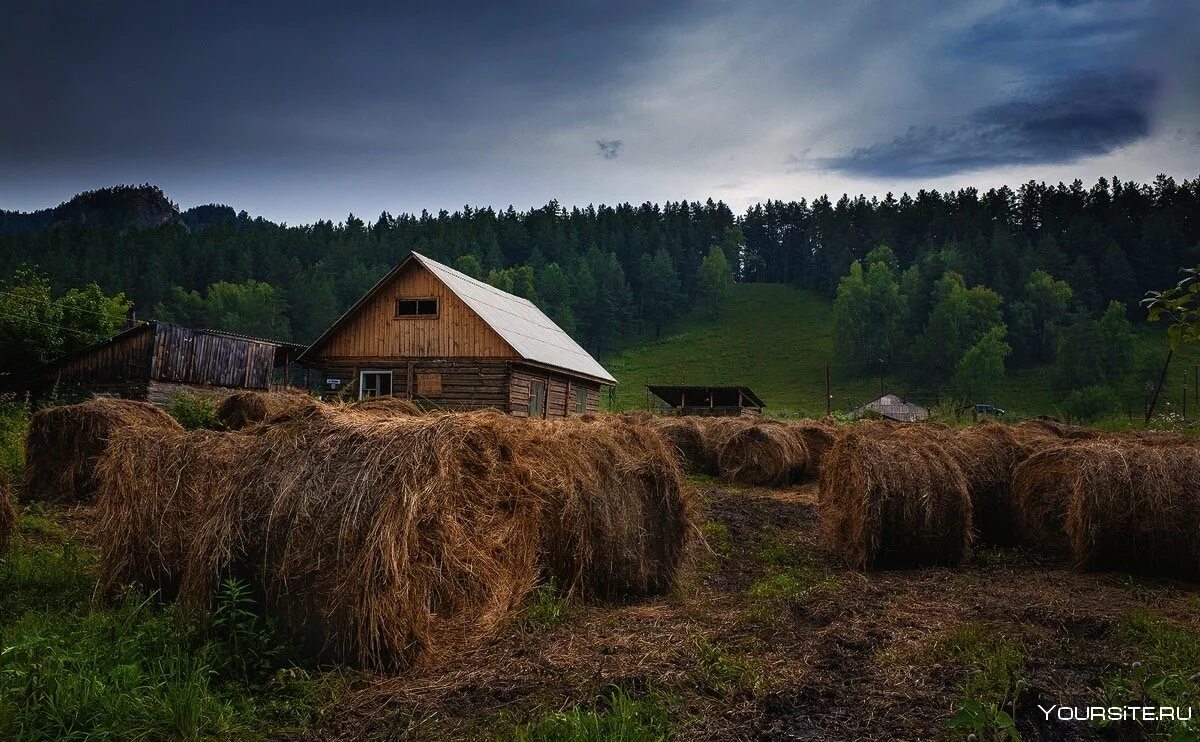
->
<box><xmin>396</xmin><ymin>298</ymin><xmax>438</xmax><ymax>317</ymax></box>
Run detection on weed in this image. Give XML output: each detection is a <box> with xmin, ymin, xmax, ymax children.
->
<box><xmin>688</xmin><ymin>641</ymin><xmax>761</xmax><ymax>697</ymax></box>
<box><xmin>1096</xmin><ymin>609</ymin><xmax>1200</xmax><ymax>737</ymax></box>
<box><xmin>0</xmin><ymin>399</ymin><xmax>29</xmax><ymax>484</ymax></box>
<box><xmin>747</xmin><ymin>566</ymin><xmax>836</xmax><ymax>603</ymax></box>
<box><xmin>18</xmin><ymin>513</ymin><xmax>67</xmax><ymax>543</ymax></box>
<box><xmin>699</xmin><ymin>522</ymin><xmax>731</xmax><ymax>559</ymax></box>
<box><xmin>520</xmin><ymin>580</ymin><xmax>569</xmax><ymax>632</ymax></box>
<box><xmin>756</xmin><ymin>539</ymin><xmax>812</xmax><ymax>568</ymax></box>
<box><xmin>504</xmin><ymin>688</ymin><xmax>670</xmax><ymax>741</ymax></box>
<box><xmin>165</xmin><ymin>392</ymin><xmax>221</xmax><ymax>430</ymax></box>
<box><xmin>933</xmin><ymin>624</ymin><xmax>1027</xmax><ymax>741</ymax></box>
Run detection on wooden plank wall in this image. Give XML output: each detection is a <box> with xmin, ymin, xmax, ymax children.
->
<box><xmin>151</xmin><ymin>325</ymin><xmax>276</xmax><ymax>389</ymax></box>
<box><xmin>320</xmin><ymin>359</ymin><xmax>510</xmax><ymax>410</ymax></box>
<box><xmin>509</xmin><ymin>366</ymin><xmax>602</xmax><ymax>418</ymax></box>
<box><xmin>51</xmin><ymin>325</ymin><xmax>155</xmax><ymax>383</ymax></box>
<box><xmin>313</xmin><ymin>262</ymin><xmax>518</xmax><ymax>360</ymax></box>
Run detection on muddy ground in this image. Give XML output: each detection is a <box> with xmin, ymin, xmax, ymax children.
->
<box><xmin>275</xmin><ymin>479</ymin><xmax>1200</xmax><ymax>741</ymax></box>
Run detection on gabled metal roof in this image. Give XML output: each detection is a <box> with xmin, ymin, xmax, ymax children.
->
<box><xmin>300</xmin><ymin>252</ymin><xmax>616</xmax><ymax>384</ymax></box>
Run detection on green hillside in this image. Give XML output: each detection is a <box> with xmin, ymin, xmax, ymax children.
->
<box><xmin>604</xmin><ymin>283</ymin><xmax>1200</xmax><ymax>419</ymax></box>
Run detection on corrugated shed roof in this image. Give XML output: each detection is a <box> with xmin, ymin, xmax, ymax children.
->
<box><xmin>851</xmin><ymin>393</ymin><xmax>929</xmax><ymax>422</ymax></box>
<box><xmin>412</xmin><ymin>253</ymin><xmax>616</xmax><ymax>384</ymax></box>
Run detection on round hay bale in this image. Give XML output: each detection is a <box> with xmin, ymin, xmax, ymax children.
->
<box><xmin>216</xmin><ymin>390</ymin><xmax>321</xmax><ymax>430</ymax></box>
<box><xmin>179</xmin><ymin>411</ymin><xmax>543</xmax><ymax>671</ymax></box>
<box><xmin>1064</xmin><ymin>442</ymin><xmax>1200</xmax><ymax>580</ymax></box>
<box><xmin>1010</xmin><ymin>445</ymin><xmax>1078</xmax><ymax>556</ymax></box>
<box><xmin>943</xmin><ymin>421</ymin><xmax>1037</xmax><ymax>545</ymax></box>
<box><xmin>717</xmin><ymin>422</ymin><xmax>810</xmax><ymax>486</ymax></box>
<box><xmin>648</xmin><ymin>417</ymin><xmax>714</xmax><ymax>474</ymax></box>
<box><xmin>23</xmin><ymin>398</ymin><xmax>182</xmax><ymax>504</ymax></box>
<box><xmin>0</xmin><ymin>471</ymin><xmax>16</xmax><ymax>555</ymax></box>
<box><xmin>345</xmin><ymin>396</ymin><xmax>423</xmax><ymax>416</ymax></box>
<box><xmin>1015</xmin><ymin>418</ymin><xmax>1099</xmax><ymax>441</ymax></box>
<box><xmin>93</xmin><ymin>427</ymin><xmax>246</xmax><ymax>600</ymax></box>
<box><xmin>786</xmin><ymin>421</ymin><xmax>841</xmax><ymax>479</ymax></box>
<box><xmin>818</xmin><ymin>430</ymin><xmax>973</xmax><ymax>570</ymax></box>
<box><xmin>512</xmin><ymin>415</ymin><xmax>697</xmax><ymax>600</ymax></box>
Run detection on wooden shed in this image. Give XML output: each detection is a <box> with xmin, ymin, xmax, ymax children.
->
<box><xmin>647</xmin><ymin>385</ymin><xmax>764</xmax><ymax>417</ymax></box>
<box><xmin>16</xmin><ymin>321</ymin><xmax>304</xmax><ymax>405</ymax></box>
<box><xmin>296</xmin><ymin>251</ymin><xmax>616</xmax><ymax>417</ymax></box>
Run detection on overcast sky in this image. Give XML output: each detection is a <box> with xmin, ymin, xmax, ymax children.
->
<box><xmin>2</xmin><ymin>0</ymin><xmax>1197</xmax><ymax>224</ymax></box>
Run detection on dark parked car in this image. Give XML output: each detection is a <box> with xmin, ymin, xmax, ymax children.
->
<box><xmin>973</xmin><ymin>403</ymin><xmax>1006</xmax><ymax>416</ymax></box>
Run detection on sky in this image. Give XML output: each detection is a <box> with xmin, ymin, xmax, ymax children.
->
<box><xmin>1</xmin><ymin>0</ymin><xmax>1197</xmax><ymax>224</ymax></box>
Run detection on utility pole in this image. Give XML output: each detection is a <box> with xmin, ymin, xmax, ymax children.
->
<box><xmin>1145</xmin><ymin>349</ymin><xmax>1174</xmax><ymax>424</ymax></box>
<box><xmin>825</xmin><ymin>362</ymin><xmax>832</xmax><ymax>418</ymax></box>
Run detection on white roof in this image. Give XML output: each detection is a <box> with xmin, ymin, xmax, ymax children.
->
<box><xmin>412</xmin><ymin>253</ymin><xmax>616</xmax><ymax>383</ymax></box>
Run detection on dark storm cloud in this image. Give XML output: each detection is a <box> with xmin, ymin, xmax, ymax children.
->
<box><xmin>0</xmin><ymin>1</ymin><xmax>686</xmax><ymax>168</ymax></box>
<box><xmin>596</xmin><ymin>139</ymin><xmax>623</xmax><ymax>159</ymax></box>
<box><xmin>824</xmin><ymin>72</ymin><xmax>1157</xmax><ymax>177</ymax></box>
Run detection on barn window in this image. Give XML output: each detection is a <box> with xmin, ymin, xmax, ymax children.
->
<box><xmin>575</xmin><ymin>387</ymin><xmax>587</xmax><ymax>414</ymax></box>
<box><xmin>359</xmin><ymin>370</ymin><xmax>393</xmax><ymax>399</ymax></box>
<box><xmin>416</xmin><ymin>372</ymin><xmax>442</xmax><ymax>397</ymax></box>
<box><xmin>395</xmin><ymin>298</ymin><xmax>438</xmax><ymax>317</ymax></box>
<box><xmin>528</xmin><ymin>380</ymin><xmax>546</xmax><ymax>418</ymax></box>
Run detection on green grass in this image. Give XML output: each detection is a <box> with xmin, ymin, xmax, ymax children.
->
<box><xmin>519</xmin><ymin>581</ymin><xmax>569</xmax><ymax>632</ymax></box>
<box><xmin>503</xmin><ymin>688</ymin><xmax>670</xmax><ymax>741</ymax></box>
<box><xmin>931</xmin><ymin>623</ymin><xmax>1027</xmax><ymax>741</ymax></box>
<box><xmin>0</xmin><ymin>526</ymin><xmax>340</xmax><ymax>739</ymax></box>
<box><xmin>1097</xmin><ymin>609</ymin><xmax>1200</xmax><ymax>737</ymax></box>
<box><xmin>605</xmin><ymin>283</ymin><xmax>1200</xmax><ymax>419</ymax></box>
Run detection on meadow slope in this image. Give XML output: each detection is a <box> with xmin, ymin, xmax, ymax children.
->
<box><xmin>604</xmin><ymin>283</ymin><xmax>1200</xmax><ymax>419</ymax></box>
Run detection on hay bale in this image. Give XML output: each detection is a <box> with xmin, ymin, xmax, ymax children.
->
<box><xmin>178</xmin><ymin>411</ymin><xmax>542</xmax><ymax>670</ymax></box>
<box><xmin>345</xmin><ymin>396</ymin><xmax>423</xmax><ymax>416</ymax></box>
<box><xmin>1014</xmin><ymin>418</ymin><xmax>1099</xmax><ymax>441</ymax></box>
<box><xmin>216</xmin><ymin>390</ymin><xmax>321</xmax><ymax>430</ymax></box>
<box><xmin>648</xmin><ymin>417</ymin><xmax>714</xmax><ymax>474</ymax></box>
<box><xmin>513</xmin><ymin>415</ymin><xmax>696</xmax><ymax>600</ymax></box>
<box><xmin>943</xmin><ymin>422</ymin><xmax>1037</xmax><ymax>545</ymax></box>
<box><xmin>1065</xmin><ymin>442</ymin><xmax>1200</xmax><ymax>580</ymax></box>
<box><xmin>23</xmin><ymin>398</ymin><xmax>183</xmax><ymax>504</ymax></box>
<box><xmin>819</xmin><ymin>430</ymin><xmax>973</xmax><ymax>569</ymax></box>
<box><xmin>0</xmin><ymin>472</ymin><xmax>16</xmax><ymax>555</ymax></box>
<box><xmin>93</xmin><ymin>427</ymin><xmax>246</xmax><ymax>599</ymax></box>
<box><xmin>787</xmin><ymin>420</ymin><xmax>841</xmax><ymax>479</ymax></box>
<box><xmin>717</xmin><ymin>421</ymin><xmax>811</xmax><ymax>486</ymax></box>
<box><xmin>1011</xmin><ymin>445</ymin><xmax>1079</xmax><ymax>555</ymax></box>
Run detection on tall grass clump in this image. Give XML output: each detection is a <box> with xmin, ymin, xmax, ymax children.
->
<box><xmin>165</xmin><ymin>392</ymin><xmax>221</xmax><ymax>430</ymax></box>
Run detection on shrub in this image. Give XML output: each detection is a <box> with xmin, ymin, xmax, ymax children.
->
<box><xmin>1058</xmin><ymin>385</ymin><xmax>1120</xmax><ymax>423</ymax></box>
<box><xmin>165</xmin><ymin>392</ymin><xmax>221</xmax><ymax>430</ymax></box>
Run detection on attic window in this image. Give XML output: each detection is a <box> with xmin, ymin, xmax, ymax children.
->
<box><xmin>395</xmin><ymin>298</ymin><xmax>438</xmax><ymax>317</ymax></box>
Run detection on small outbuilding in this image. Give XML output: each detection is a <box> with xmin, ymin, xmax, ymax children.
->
<box><xmin>13</xmin><ymin>320</ymin><xmax>304</xmax><ymax>405</ymax></box>
<box><xmin>296</xmin><ymin>251</ymin><xmax>616</xmax><ymax>417</ymax></box>
<box><xmin>850</xmin><ymin>393</ymin><xmax>929</xmax><ymax>422</ymax></box>
<box><xmin>647</xmin><ymin>385</ymin><xmax>764</xmax><ymax>417</ymax></box>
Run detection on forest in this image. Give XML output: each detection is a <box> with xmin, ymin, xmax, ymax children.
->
<box><xmin>1</xmin><ymin>176</ymin><xmax>1198</xmax><ymax>411</ymax></box>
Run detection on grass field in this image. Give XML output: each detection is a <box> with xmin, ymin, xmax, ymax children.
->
<box><xmin>605</xmin><ymin>283</ymin><xmax>1200</xmax><ymax>419</ymax></box>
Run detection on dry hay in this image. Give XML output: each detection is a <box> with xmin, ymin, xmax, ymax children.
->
<box><xmin>1014</xmin><ymin>418</ymin><xmax>1100</xmax><ymax>441</ymax></box>
<box><xmin>942</xmin><ymin>421</ymin><xmax>1037</xmax><ymax>545</ymax></box>
<box><xmin>819</xmin><ymin>430</ymin><xmax>973</xmax><ymax>570</ymax></box>
<box><xmin>23</xmin><ymin>398</ymin><xmax>183</xmax><ymax>504</ymax></box>
<box><xmin>1010</xmin><ymin>445</ymin><xmax>1081</xmax><ymax>556</ymax></box>
<box><xmin>345</xmin><ymin>396</ymin><xmax>423</xmax><ymax>416</ymax></box>
<box><xmin>216</xmin><ymin>390</ymin><xmax>321</xmax><ymax>430</ymax></box>
<box><xmin>647</xmin><ymin>417</ymin><xmax>714</xmax><ymax>474</ymax></box>
<box><xmin>786</xmin><ymin>420</ymin><xmax>841</xmax><ymax>479</ymax></box>
<box><xmin>94</xmin><ymin>427</ymin><xmax>246</xmax><ymax>600</ymax></box>
<box><xmin>0</xmin><ymin>471</ymin><xmax>16</xmax><ymax>555</ymax></box>
<box><xmin>172</xmin><ymin>411</ymin><xmax>542</xmax><ymax>670</ymax></box>
<box><xmin>717</xmin><ymin>421</ymin><xmax>811</xmax><ymax>486</ymax></box>
<box><xmin>1065</xmin><ymin>442</ymin><xmax>1200</xmax><ymax>580</ymax></box>
<box><xmin>512</xmin><ymin>414</ymin><xmax>697</xmax><ymax>600</ymax></box>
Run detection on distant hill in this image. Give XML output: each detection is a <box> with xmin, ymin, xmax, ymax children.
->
<box><xmin>604</xmin><ymin>283</ymin><xmax>1200</xmax><ymax>418</ymax></box>
<box><xmin>0</xmin><ymin>185</ymin><xmax>181</xmax><ymax>234</ymax></box>
<box><xmin>0</xmin><ymin>185</ymin><xmax>261</xmax><ymax>235</ymax></box>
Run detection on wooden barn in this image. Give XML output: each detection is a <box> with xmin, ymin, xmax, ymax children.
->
<box><xmin>15</xmin><ymin>321</ymin><xmax>304</xmax><ymax>405</ymax></box>
<box><xmin>647</xmin><ymin>385</ymin><xmax>764</xmax><ymax>417</ymax></box>
<box><xmin>296</xmin><ymin>251</ymin><xmax>617</xmax><ymax>416</ymax></box>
